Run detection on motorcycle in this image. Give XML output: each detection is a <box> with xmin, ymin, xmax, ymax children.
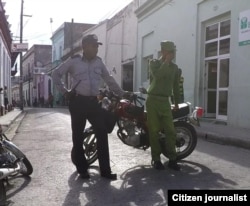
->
<box><xmin>73</xmin><ymin>88</ymin><xmax>203</xmax><ymax>166</ymax></box>
<box><xmin>0</xmin><ymin>124</ymin><xmax>33</xmax><ymax>205</ymax></box>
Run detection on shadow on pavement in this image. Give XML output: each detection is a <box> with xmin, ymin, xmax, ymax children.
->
<box><xmin>6</xmin><ymin>176</ymin><xmax>32</xmax><ymax>202</ymax></box>
<box><xmin>25</xmin><ymin>107</ymin><xmax>69</xmax><ymax>116</ymax></box>
<box><xmin>62</xmin><ymin>160</ymin><xmax>237</xmax><ymax>206</ymax></box>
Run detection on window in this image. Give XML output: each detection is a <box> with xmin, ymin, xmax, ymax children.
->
<box><xmin>220</xmin><ymin>20</ymin><xmax>230</xmax><ymax>37</ymax></box>
<box><xmin>206</xmin><ymin>23</ymin><xmax>218</xmax><ymax>41</ymax></box>
<box><xmin>204</xmin><ymin>19</ymin><xmax>231</xmax><ymax>120</ymax></box>
<box><xmin>205</xmin><ymin>42</ymin><xmax>218</xmax><ymax>57</ymax></box>
<box><xmin>142</xmin><ymin>55</ymin><xmax>153</xmax><ymax>82</ymax></box>
<box><xmin>205</xmin><ymin>20</ymin><xmax>231</xmax><ymax>58</ymax></box>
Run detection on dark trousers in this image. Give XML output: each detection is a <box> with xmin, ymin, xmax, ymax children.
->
<box><xmin>69</xmin><ymin>95</ymin><xmax>111</xmax><ymax>174</ymax></box>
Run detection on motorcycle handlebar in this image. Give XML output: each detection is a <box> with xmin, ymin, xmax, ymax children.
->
<box><xmin>136</xmin><ymin>96</ymin><xmax>145</xmax><ymax>101</ymax></box>
<box><xmin>99</xmin><ymin>89</ymin><xmax>145</xmax><ymax>105</ymax></box>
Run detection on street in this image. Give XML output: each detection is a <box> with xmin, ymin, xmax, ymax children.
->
<box><xmin>6</xmin><ymin>108</ymin><xmax>250</xmax><ymax>206</ymax></box>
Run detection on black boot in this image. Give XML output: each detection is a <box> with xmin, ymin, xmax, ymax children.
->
<box><xmin>79</xmin><ymin>171</ymin><xmax>90</xmax><ymax>179</ymax></box>
<box><xmin>152</xmin><ymin>160</ymin><xmax>165</xmax><ymax>170</ymax></box>
<box><xmin>101</xmin><ymin>172</ymin><xmax>117</xmax><ymax>180</ymax></box>
<box><xmin>168</xmin><ymin>160</ymin><xmax>181</xmax><ymax>171</ymax></box>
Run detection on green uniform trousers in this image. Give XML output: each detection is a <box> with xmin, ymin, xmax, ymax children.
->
<box><xmin>146</xmin><ymin>95</ymin><xmax>177</xmax><ymax>161</ymax></box>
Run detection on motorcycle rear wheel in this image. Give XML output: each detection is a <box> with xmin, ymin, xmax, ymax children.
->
<box><xmin>161</xmin><ymin>121</ymin><xmax>197</xmax><ymax>161</ymax></box>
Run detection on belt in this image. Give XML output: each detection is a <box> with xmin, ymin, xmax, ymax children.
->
<box><xmin>75</xmin><ymin>94</ymin><xmax>97</xmax><ymax>101</ymax></box>
<box><xmin>148</xmin><ymin>94</ymin><xmax>169</xmax><ymax>100</ymax></box>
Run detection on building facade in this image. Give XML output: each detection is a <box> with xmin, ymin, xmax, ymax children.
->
<box><xmin>135</xmin><ymin>0</ymin><xmax>250</xmax><ymax>129</ymax></box>
<box><xmin>22</xmin><ymin>45</ymin><xmax>52</xmax><ymax>107</ymax></box>
<box><xmin>0</xmin><ymin>0</ymin><xmax>13</xmax><ymax>114</ymax></box>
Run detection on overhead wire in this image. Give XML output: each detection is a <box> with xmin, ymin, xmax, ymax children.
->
<box><xmin>98</xmin><ymin>0</ymin><xmax>133</xmax><ymax>22</ymax></box>
<box><xmin>8</xmin><ymin>0</ymin><xmax>133</xmax><ymax>45</ymax></box>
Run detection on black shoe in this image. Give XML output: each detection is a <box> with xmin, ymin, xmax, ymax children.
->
<box><xmin>168</xmin><ymin>161</ymin><xmax>181</xmax><ymax>171</ymax></box>
<box><xmin>101</xmin><ymin>172</ymin><xmax>117</xmax><ymax>180</ymax></box>
<box><xmin>79</xmin><ymin>171</ymin><xmax>90</xmax><ymax>179</ymax></box>
<box><xmin>152</xmin><ymin>160</ymin><xmax>165</xmax><ymax>170</ymax></box>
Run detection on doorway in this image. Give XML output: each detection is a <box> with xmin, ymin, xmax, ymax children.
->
<box><xmin>205</xmin><ymin>58</ymin><xmax>229</xmax><ymax>120</ymax></box>
<box><xmin>204</xmin><ymin>19</ymin><xmax>230</xmax><ymax>120</ymax></box>
<box><xmin>122</xmin><ymin>63</ymin><xmax>133</xmax><ymax>91</ymax></box>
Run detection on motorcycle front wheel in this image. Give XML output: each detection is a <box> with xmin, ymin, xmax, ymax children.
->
<box><xmin>161</xmin><ymin>121</ymin><xmax>197</xmax><ymax>161</ymax></box>
<box><xmin>71</xmin><ymin>128</ymin><xmax>98</xmax><ymax>166</ymax></box>
<box><xmin>2</xmin><ymin>144</ymin><xmax>33</xmax><ymax>176</ymax></box>
<box><xmin>0</xmin><ymin>180</ymin><xmax>6</xmax><ymax>205</ymax></box>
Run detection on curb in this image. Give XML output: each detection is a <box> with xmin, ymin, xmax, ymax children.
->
<box><xmin>0</xmin><ymin>110</ymin><xmax>22</xmax><ymax>125</ymax></box>
<box><xmin>197</xmin><ymin>130</ymin><xmax>250</xmax><ymax>150</ymax></box>
<box><xmin>2</xmin><ymin>110</ymin><xmax>26</xmax><ymax>140</ymax></box>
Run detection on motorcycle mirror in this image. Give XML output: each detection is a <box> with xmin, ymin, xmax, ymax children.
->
<box><xmin>139</xmin><ymin>87</ymin><xmax>147</xmax><ymax>94</ymax></box>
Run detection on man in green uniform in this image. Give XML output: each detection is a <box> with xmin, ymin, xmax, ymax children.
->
<box><xmin>146</xmin><ymin>41</ymin><xmax>180</xmax><ymax>171</ymax></box>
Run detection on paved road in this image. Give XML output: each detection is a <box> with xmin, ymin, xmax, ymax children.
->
<box><xmin>6</xmin><ymin>108</ymin><xmax>250</xmax><ymax>206</ymax></box>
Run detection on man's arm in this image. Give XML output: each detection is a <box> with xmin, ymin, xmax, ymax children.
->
<box><xmin>52</xmin><ymin>59</ymin><xmax>72</xmax><ymax>95</ymax></box>
<box><xmin>149</xmin><ymin>59</ymin><xmax>162</xmax><ymax>79</ymax></box>
<box><xmin>100</xmin><ymin>62</ymin><xmax>125</xmax><ymax>97</ymax></box>
<box><xmin>173</xmin><ymin>66</ymin><xmax>180</xmax><ymax>107</ymax></box>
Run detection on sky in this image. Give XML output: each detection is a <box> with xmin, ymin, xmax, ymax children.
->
<box><xmin>4</xmin><ymin>0</ymin><xmax>133</xmax><ymax>47</ymax></box>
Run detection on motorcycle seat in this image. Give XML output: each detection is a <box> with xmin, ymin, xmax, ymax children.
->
<box><xmin>172</xmin><ymin>103</ymin><xmax>190</xmax><ymax>119</ymax></box>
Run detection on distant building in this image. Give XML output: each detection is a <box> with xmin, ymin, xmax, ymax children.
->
<box><xmin>22</xmin><ymin>45</ymin><xmax>52</xmax><ymax>107</ymax></box>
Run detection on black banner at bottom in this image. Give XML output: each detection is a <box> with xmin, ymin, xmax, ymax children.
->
<box><xmin>168</xmin><ymin>190</ymin><xmax>249</xmax><ymax>206</ymax></box>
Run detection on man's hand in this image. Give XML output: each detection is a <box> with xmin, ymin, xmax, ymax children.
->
<box><xmin>64</xmin><ymin>90</ymin><xmax>76</xmax><ymax>101</ymax></box>
<box><xmin>122</xmin><ymin>91</ymin><xmax>134</xmax><ymax>100</ymax></box>
<box><xmin>173</xmin><ymin>104</ymin><xmax>179</xmax><ymax>111</ymax></box>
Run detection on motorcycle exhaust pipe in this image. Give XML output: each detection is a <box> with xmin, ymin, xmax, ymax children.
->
<box><xmin>0</xmin><ymin>165</ymin><xmax>21</xmax><ymax>180</ymax></box>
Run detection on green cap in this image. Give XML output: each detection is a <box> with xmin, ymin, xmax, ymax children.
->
<box><xmin>161</xmin><ymin>41</ymin><xmax>176</xmax><ymax>51</ymax></box>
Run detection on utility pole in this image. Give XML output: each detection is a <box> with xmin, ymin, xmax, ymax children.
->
<box><xmin>19</xmin><ymin>0</ymin><xmax>24</xmax><ymax>110</ymax></box>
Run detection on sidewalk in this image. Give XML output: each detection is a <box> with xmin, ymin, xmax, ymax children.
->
<box><xmin>0</xmin><ymin>108</ymin><xmax>24</xmax><ymax>134</ymax></box>
<box><xmin>0</xmin><ymin>108</ymin><xmax>250</xmax><ymax>150</ymax></box>
<box><xmin>196</xmin><ymin>119</ymin><xmax>250</xmax><ymax>150</ymax></box>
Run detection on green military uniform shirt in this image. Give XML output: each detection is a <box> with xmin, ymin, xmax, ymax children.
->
<box><xmin>148</xmin><ymin>59</ymin><xmax>180</xmax><ymax>104</ymax></box>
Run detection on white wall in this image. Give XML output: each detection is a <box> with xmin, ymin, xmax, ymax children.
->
<box><xmin>106</xmin><ymin>22</ymin><xmax>123</xmax><ymax>83</ymax></box>
<box><xmin>52</xmin><ymin>29</ymin><xmax>64</xmax><ymax>62</ymax></box>
<box><xmin>81</xmin><ymin>1</ymin><xmax>139</xmax><ymax>88</ymax></box>
<box><xmin>227</xmin><ymin>0</ymin><xmax>250</xmax><ymax>128</ymax></box>
<box><xmin>81</xmin><ymin>21</ymin><xmax>108</xmax><ymax>62</ymax></box>
<box><xmin>103</xmin><ymin>0</ymin><xmax>139</xmax><ymax>88</ymax></box>
<box><xmin>0</xmin><ymin>37</ymin><xmax>12</xmax><ymax>107</ymax></box>
<box><xmin>136</xmin><ymin>0</ymin><xmax>201</xmax><ymax>104</ymax></box>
